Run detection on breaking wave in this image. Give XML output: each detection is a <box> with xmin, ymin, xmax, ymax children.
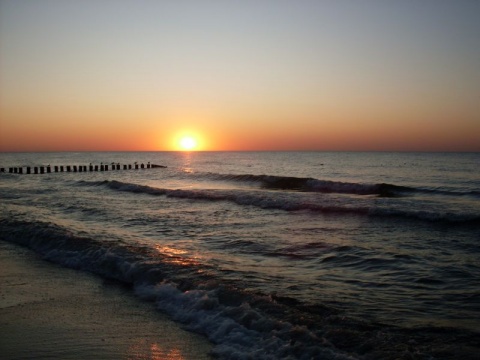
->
<box><xmin>192</xmin><ymin>172</ymin><xmax>480</xmax><ymax>199</ymax></box>
<box><xmin>79</xmin><ymin>180</ymin><xmax>480</xmax><ymax>225</ymax></box>
<box><xmin>195</xmin><ymin>173</ymin><xmax>412</xmax><ymax>196</ymax></box>
<box><xmin>2</xmin><ymin>215</ymin><xmax>477</xmax><ymax>359</ymax></box>
<box><xmin>0</xmin><ymin>216</ymin><xmax>363</xmax><ymax>359</ymax></box>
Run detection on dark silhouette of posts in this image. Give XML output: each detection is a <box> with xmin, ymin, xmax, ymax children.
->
<box><xmin>2</xmin><ymin>162</ymin><xmax>166</xmax><ymax>175</ymax></box>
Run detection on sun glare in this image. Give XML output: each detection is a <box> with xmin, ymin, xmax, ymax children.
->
<box><xmin>179</xmin><ymin>136</ymin><xmax>198</xmax><ymax>151</ymax></box>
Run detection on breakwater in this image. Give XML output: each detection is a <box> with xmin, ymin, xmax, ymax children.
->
<box><xmin>1</xmin><ymin>162</ymin><xmax>166</xmax><ymax>174</ymax></box>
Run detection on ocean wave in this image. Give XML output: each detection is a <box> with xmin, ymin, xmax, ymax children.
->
<box><xmin>83</xmin><ymin>179</ymin><xmax>371</xmax><ymax>215</ymax></box>
<box><xmin>369</xmin><ymin>207</ymin><xmax>480</xmax><ymax>225</ymax></box>
<box><xmin>190</xmin><ymin>172</ymin><xmax>480</xmax><ymax>200</ymax></box>
<box><xmin>0</xmin><ymin>216</ymin><xmax>361</xmax><ymax>359</ymax></box>
<box><xmin>196</xmin><ymin>173</ymin><xmax>409</xmax><ymax>196</ymax></box>
<box><xmin>79</xmin><ymin>180</ymin><xmax>480</xmax><ymax>225</ymax></box>
<box><xmin>3</xmin><ymin>216</ymin><xmax>478</xmax><ymax>359</ymax></box>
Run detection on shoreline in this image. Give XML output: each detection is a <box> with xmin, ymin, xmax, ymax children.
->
<box><xmin>0</xmin><ymin>240</ymin><xmax>213</xmax><ymax>360</ymax></box>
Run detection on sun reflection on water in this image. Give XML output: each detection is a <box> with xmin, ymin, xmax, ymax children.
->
<box><xmin>155</xmin><ymin>245</ymin><xmax>201</xmax><ymax>267</ymax></box>
<box><xmin>127</xmin><ymin>340</ymin><xmax>186</xmax><ymax>360</ymax></box>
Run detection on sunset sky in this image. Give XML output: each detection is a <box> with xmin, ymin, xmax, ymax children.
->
<box><xmin>1</xmin><ymin>1</ymin><xmax>479</xmax><ymax>151</ymax></box>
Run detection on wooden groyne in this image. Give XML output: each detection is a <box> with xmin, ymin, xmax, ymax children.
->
<box><xmin>0</xmin><ymin>162</ymin><xmax>166</xmax><ymax>174</ymax></box>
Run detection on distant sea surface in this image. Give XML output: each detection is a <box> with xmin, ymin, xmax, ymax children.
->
<box><xmin>1</xmin><ymin>151</ymin><xmax>479</xmax><ymax>359</ymax></box>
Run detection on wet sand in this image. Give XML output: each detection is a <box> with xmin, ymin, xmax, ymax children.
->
<box><xmin>0</xmin><ymin>241</ymin><xmax>213</xmax><ymax>359</ymax></box>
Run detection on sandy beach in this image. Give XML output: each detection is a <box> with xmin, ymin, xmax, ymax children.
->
<box><xmin>0</xmin><ymin>240</ymin><xmax>213</xmax><ymax>360</ymax></box>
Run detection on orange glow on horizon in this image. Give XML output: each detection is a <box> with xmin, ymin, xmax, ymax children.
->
<box><xmin>1</xmin><ymin>112</ymin><xmax>479</xmax><ymax>152</ymax></box>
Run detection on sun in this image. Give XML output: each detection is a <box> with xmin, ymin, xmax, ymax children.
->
<box><xmin>179</xmin><ymin>136</ymin><xmax>198</xmax><ymax>151</ymax></box>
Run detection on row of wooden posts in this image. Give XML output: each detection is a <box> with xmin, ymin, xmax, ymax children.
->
<box><xmin>1</xmin><ymin>163</ymin><xmax>166</xmax><ymax>174</ymax></box>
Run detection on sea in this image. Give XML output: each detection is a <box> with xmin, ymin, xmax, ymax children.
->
<box><xmin>1</xmin><ymin>151</ymin><xmax>479</xmax><ymax>359</ymax></box>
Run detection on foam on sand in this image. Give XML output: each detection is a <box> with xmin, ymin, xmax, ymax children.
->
<box><xmin>0</xmin><ymin>241</ymin><xmax>213</xmax><ymax>360</ymax></box>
